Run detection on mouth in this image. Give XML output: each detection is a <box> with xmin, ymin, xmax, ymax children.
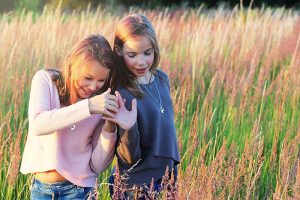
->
<box><xmin>82</xmin><ymin>88</ymin><xmax>94</xmax><ymax>96</ymax></box>
<box><xmin>135</xmin><ymin>68</ymin><xmax>147</xmax><ymax>74</ymax></box>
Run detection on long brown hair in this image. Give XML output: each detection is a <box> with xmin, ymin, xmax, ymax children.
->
<box><xmin>46</xmin><ymin>34</ymin><xmax>115</xmax><ymax>105</ymax></box>
<box><xmin>111</xmin><ymin>14</ymin><xmax>161</xmax><ymax>97</ymax></box>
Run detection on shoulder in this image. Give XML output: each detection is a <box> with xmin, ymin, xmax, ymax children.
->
<box><xmin>116</xmin><ymin>86</ymin><xmax>135</xmax><ymax>99</ymax></box>
<box><xmin>156</xmin><ymin>68</ymin><xmax>169</xmax><ymax>80</ymax></box>
<box><xmin>33</xmin><ymin>68</ymin><xmax>60</xmax><ymax>81</ymax></box>
<box><xmin>31</xmin><ymin>69</ymin><xmax>61</xmax><ymax>90</ymax></box>
<box><xmin>32</xmin><ymin>70</ymin><xmax>51</xmax><ymax>83</ymax></box>
<box><xmin>155</xmin><ymin>68</ymin><xmax>170</xmax><ymax>88</ymax></box>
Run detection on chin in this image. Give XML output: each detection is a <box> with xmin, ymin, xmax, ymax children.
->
<box><xmin>79</xmin><ymin>93</ymin><xmax>90</xmax><ymax>99</ymax></box>
<box><xmin>135</xmin><ymin>72</ymin><xmax>146</xmax><ymax>77</ymax></box>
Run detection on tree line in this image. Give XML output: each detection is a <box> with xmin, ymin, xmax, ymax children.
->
<box><xmin>0</xmin><ymin>0</ymin><xmax>299</xmax><ymax>13</ymax></box>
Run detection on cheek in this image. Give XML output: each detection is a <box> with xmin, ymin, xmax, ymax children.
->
<box><xmin>124</xmin><ymin>57</ymin><xmax>136</xmax><ymax>68</ymax></box>
<box><xmin>76</xmin><ymin>79</ymin><xmax>86</xmax><ymax>88</ymax></box>
<box><xmin>146</xmin><ymin>55</ymin><xmax>155</xmax><ymax>65</ymax></box>
<box><xmin>96</xmin><ymin>82</ymin><xmax>104</xmax><ymax>90</ymax></box>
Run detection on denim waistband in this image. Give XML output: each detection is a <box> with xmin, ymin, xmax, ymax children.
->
<box><xmin>32</xmin><ymin>177</ymin><xmax>79</xmax><ymax>191</ymax></box>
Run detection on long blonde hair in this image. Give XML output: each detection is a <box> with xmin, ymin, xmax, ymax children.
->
<box><xmin>112</xmin><ymin>14</ymin><xmax>161</xmax><ymax>97</ymax></box>
<box><xmin>47</xmin><ymin>34</ymin><xmax>115</xmax><ymax>105</ymax></box>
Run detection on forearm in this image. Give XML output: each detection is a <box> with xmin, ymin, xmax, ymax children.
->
<box><xmin>116</xmin><ymin>123</ymin><xmax>141</xmax><ymax>167</ymax></box>
<box><xmin>30</xmin><ymin>99</ymin><xmax>91</xmax><ymax>135</ymax></box>
<box><xmin>90</xmin><ymin>128</ymin><xmax>117</xmax><ymax>173</ymax></box>
<box><xmin>29</xmin><ymin>70</ymin><xmax>91</xmax><ymax>135</ymax></box>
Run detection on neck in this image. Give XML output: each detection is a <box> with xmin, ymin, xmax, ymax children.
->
<box><xmin>137</xmin><ymin>71</ymin><xmax>153</xmax><ymax>84</ymax></box>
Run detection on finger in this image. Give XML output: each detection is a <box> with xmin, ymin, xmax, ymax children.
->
<box><xmin>103</xmin><ymin>88</ymin><xmax>111</xmax><ymax>95</ymax></box>
<box><xmin>115</xmin><ymin>91</ymin><xmax>125</xmax><ymax>107</ymax></box>
<box><xmin>115</xmin><ymin>91</ymin><xmax>123</xmax><ymax>99</ymax></box>
<box><xmin>131</xmin><ymin>99</ymin><xmax>137</xmax><ymax>110</ymax></box>
<box><xmin>106</xmin><ymin>94</ymin><xmax>117</xmax><ymax>101</ymax></box>
<box><xmin>107</xmin><ymin>104</ymin><xmax>118</xmax><ymax>113</ymax></box>
<box><xmin>115</xmin><ymin>91</ymin><xmax>123</xmax><ymax>106</ymax></box>
<box><xmin>103</xmin><ymin>110</ymin><xmax>116</xmax><ymax>118</ymax></box>
<box><xmin>102</xmin><ymin>116</ymin><xmax>117</xmax><ymax>124</ymax></box>
<box><xmin>107</xmin><ymin>99</ymin><xmax>118</xmax><ymax>108</ymax></box>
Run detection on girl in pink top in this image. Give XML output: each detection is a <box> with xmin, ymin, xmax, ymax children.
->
<box><xmin>20</xmin><ymin>34</ymin><xmax>137</xmax><ymax>200</ymax></box>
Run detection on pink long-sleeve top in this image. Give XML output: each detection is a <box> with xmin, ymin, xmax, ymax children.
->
<box><xmin>20</xmin><ymin>70</ymin><xmax>117</xmax><ymax>187</ymax></box>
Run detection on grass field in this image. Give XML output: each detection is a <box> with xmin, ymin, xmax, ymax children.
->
<box><xmin>0</xmin><ymin>5</ymin><xmax>299</xmax><ymax>199</ymax></box>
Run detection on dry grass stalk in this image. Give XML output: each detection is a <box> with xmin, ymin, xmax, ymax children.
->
<box><xmin>7</xmin><ymin>127</ymin><xmax>22</xmax><ymax>186</ymax></box>
<box><xmin>289</xmin><ymin>161</ymin><xmax>300</xmax><ymax>200</ymax></box>
<box><xmin>112</xmin><ymin>162</ymin><xmax>126</xmax><ymax>200</ymax></box>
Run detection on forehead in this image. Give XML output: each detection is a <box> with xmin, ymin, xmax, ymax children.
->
<box><xmin>81</xmin><ymin>59</ymin><xmax>109</xmax><ymax>78</ymax></box>
<box><xmin>123</xmin><ymin>36</ymin><xmax>153</xmax><ymax>52</ymax></box>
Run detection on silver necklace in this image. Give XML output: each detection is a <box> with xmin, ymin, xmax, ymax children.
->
<box><xmin>140</xmin><ymin>80</ymin><xmax>164</xmax><ymax>114</ymax></box>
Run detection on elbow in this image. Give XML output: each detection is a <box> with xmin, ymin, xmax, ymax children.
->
<box><xmin>90</xmin><ymin>163</ymin><xmax>106</xmax><ymax>174</ymax></box>
<box><xmin>29</xmin><ymin>113</ymin><xmax>55</xmax><ymax>136</ymax></box>
<box><xmin>30</xmin><ymin>124</ymin><xmax>49</xmax><ymax>136</ymax></box>
<box><xmin>90</xmin><ymin>153</ymin><xmax>114</xmax><ymax>174</ymax></box>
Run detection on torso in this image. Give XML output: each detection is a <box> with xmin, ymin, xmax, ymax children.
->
<box><xmin>116</xmin><ymin>70</ymin><xmax>180</xmax><ymax>187</ymax></box>
<box><xmin>34</xmin><ymin>170</ymin><xmax>67</xmax><ymax>183</ymax></box>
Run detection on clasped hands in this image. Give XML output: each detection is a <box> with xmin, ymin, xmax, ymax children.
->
<box><xmin>88</xmin><ymin>88</ymin><xmax>137</xmax><ymax>131</ymax></box>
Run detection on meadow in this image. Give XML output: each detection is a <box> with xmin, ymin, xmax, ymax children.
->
<box><xmin>0</xmin><ymin>5</ymin><xmax>299</xmax><ymax>199</ymax></box>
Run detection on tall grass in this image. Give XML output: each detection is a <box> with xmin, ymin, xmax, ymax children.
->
<box><xmin>0</xmin><ymin>5</ymin><xmax>299</xmax><ymax>199</ymax></box>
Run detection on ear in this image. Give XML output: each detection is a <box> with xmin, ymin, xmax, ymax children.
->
<box><xmin>115</xmin><ymin>46</ymin><xmax>123</xmax><ymax>57</ymax></box>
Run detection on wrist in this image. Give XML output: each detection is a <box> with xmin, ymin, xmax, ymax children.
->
<box><xmin>103</xmin><ymin>121</ymin><xmax>116</xmax><ymax>133</ymax></box>
<box><xmin>88</xmin><ymin>98</ymin><xmax>95</xmax><ymax>114</ymax></box>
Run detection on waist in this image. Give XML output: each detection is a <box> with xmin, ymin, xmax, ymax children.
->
<box><xmin>34</xmin><ymin>170</ymin><xmax>67</xmax><ymax>183</ymax></box>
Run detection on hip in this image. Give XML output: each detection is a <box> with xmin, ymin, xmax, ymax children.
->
<box><xmin>30</xmin><ymin>177</ymin><xmax>96</xmax><ymax>200</ymax></box>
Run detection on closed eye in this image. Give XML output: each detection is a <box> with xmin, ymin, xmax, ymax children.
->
<box><xmin>144</xmin><ymin>49</ymin><xmax>153</xmax><ymax>55</ymax></box>
<box><xmin>127</xmin><ymin>53</ymin><xmax>136</xmax><ymax>58</ymax></box>
<box><xmin>85</xmin><ymin>77</ymin><xmax>93</xmax><ymax>80</ymax></box>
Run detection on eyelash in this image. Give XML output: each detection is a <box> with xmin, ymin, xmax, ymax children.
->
<box><xmin>128</xmin><ymin>52</ymin><xmax>152</xmax><ymax>58</ymax></box>
<box><xmin>85</xmin><ymin>77</ymin><xmax>105</xmax><ymax>82</ymax></box>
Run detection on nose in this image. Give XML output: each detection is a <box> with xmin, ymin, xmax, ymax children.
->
<box><xmin>137</xmin><ymin>55</ymin><xmax>146</xmax><ymax>66</ymax></box>
<box><xmin>88</xmin><ymin>82</ymin><xmax>97</xmax><ymax>91</ymax></box>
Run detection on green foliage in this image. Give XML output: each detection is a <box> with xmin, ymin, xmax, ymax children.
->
<box><xmin>15</xmin><ymin>0</ymin><xmax>42</xmax><ymax>12</ymax></box>
<box><xmin>46</xmin><ymin>0</ymin><xmax>116</xmax><ymax>10</ymax></box>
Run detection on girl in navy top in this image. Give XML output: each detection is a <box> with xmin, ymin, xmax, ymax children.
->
<box><xmin>106</xmin><ymin>14</ymin><xmax>180</xmax><ymax>199</ymax></box>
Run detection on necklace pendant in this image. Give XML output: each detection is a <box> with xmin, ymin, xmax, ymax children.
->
<box><xmin>70</xmin><ymin>124</ymin><xmax>76</xmax><ymax>131</ymax></box>
<box><xmin>160</xmin><ymin>106</ymin><xmax>164</xmax><ymax>114</ymax></box>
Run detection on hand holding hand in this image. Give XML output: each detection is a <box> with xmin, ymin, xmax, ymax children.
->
<box><xmin>88</xmin><ymin>88</ymin><xmax>118</xmax><ymax>117</ymax></box>
<box><xmin>103</xmin><ymin>91</ymin><xmax>137</xmax><ymax>130</ymax></box>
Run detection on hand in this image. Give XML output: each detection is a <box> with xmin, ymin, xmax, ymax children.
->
<box><xmin>103</xmin><ymin>91</ymin><xmax>137</xmax><ymax>130</ymax></box>
<box><xmin>88</xmin><ymin>88</ymin><xmax>118</xmax><ymax>117</ymax></box>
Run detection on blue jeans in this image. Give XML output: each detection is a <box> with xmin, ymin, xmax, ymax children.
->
<box><xmin>30</xmin><ymin>178</ymin><xmax>96</xmax><ymax>200</ymax></box>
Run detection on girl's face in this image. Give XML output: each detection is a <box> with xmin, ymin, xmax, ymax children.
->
<box><xmin>74</xmin><ymin>59</ymin><xmax>109</xmax><ymax>99</ymax></box>
<box><xmin>121</xmin><ymin>36</ymin><xmax>154</xmax><ymax>81</ymax></box>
